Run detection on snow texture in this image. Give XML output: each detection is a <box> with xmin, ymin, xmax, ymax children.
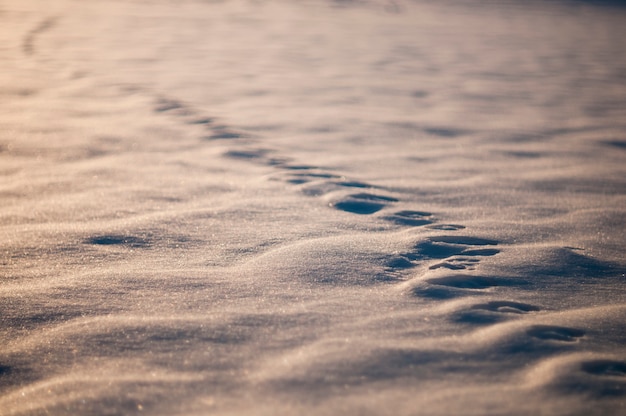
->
<box><xmin>1</xmin><ymin>0</ymin><xmax>625</xmax><ymax>414</ymax></box>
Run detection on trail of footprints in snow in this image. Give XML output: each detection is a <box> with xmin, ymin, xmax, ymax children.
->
<box><xmin>147</xmin><ymin>95</ymin><xmax>591</xmax><ymax>347</ymax></box>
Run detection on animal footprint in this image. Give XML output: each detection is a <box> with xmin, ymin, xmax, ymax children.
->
<box><xmin>423</xmin><ymin>236</ymin><xmax>499</xmax><ymax>259</ymax></box>
<box><xmin>280</xmin><ymin>164</ymin><xmax>322</xmax><ymax>171</ymax></box>
<box><xmin>383</xmin><ymin>210</ymin><xmax>433</xmax><ymax>227</ymax></box>
<box><xmin>428</xmin><ymin>236</ymin><xmax>498</xmax><ymax>246</ymax></box>
<box><xmin>290</xmin><ymin>174</ymin><xmax>351</xmax><ymax>196</ymax></box>
<box><xmin>412</xmin><ymin>275</ymin><xmax>500</xmax><ymax>300</ymax></box>
<box><xmin>426</xmin><ymin>274</ymin><xmax>502</xmax><ymax>289</ymax></box>
<box><xmin>427</xmin><ymin>224</ymin><xmax>466</xmax><ymax>231</ymax></box>
<box><xmin>384</xmin><ymin>255</ymin><xmax>417</xmax><ymax>271</ymax></box>
<box><xmin>223</xmin><ymin>149</ymin><xmax>269</xmax><ymax>161</ymax></box>
<box><xmin>154</xmin><ymin>98</ymin><xmax>185</xmax><ymax>113</ymax></box>
<box><xmin>406</xmin><ymin>235</ymin><xmax>505</xmax><ymax>299</ymax></box>
<box><xmin>85</xmin><ymin>235</ymin><xmax>151</xmax><ymax>248</ymax></box>
<box><xmin>412</xmin><ymin>274</ymin><xmax>527</xmax><ymax>300</ymax></box>
<box><xmin>526</xmin><ymin>325</ymin><xmax>585</xmax><ymax>342</ymax></box>
<box><xmin>204</xmin><ymin>128</ymin><xmax>245</xmax><ymax>140</ymax></box>
<box><xmin>301</xmin><ymin>178</ymin><xmax>377</xmax><ymax>197</ymax></box>
<box><xmin>408</xmin><ymin>236</ymin><xmax>500</xmax><ymax>261</ymax></box>
<box><xmin>331</xmin><ymin>193</ymin><xmax>398</xmax><ymax>215</ymax></box>
<box><xmin>471</xmin><ymin>301</ymin><xmax>540</xmax><ymax>314</ymax></box>
<box><xmin>454</xmin><ymin>301</ymin><xmax>540</xmax><ymax>324</ymax></box>
<box><xmin>334</xmin><ymin>180</ymin><xmax>372</xmax><ymax>189</ymax></box>
<box><xmin>429</xmin><ymin>257</ymin><xmax>480</xmax><ymax>270</ymax></box>
<box><xmin>187</xmin><ymin>117</ymin><xmax>214</xmax><ymax>125</ymax></box>
<box><xmin>581</xmin><ymin>359</ymin><xmax>626</xmax><ymax>377</ymax></box>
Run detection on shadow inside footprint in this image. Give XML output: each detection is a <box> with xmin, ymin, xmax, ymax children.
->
<box><xmin>454</xmin><ymin>301</ymin><xmax>541</xmax><ymax>325</ymax></box>
<box><xmin>472</xmin><ymin>301</ymin><xmax>540</xmax><ymax>314</ymax></box>
<box><xmin>412</xmin><ymin>286</ymin><xmax>472</xmax><ymax>300</ymax></box>
<box><xmin>384</xmin><ymin>210</ymin><xmax>433</xmax><ymax>227</ymax></box>
<box><xmin>187</xmin><ymin>117</ymin><xmax>214</xmax><ymax>125</ymax></box>
<box><xmin>334</xmin><ymin>200</ymin><xmax>385</xmax><ymax>215</ymax></box>
<box><xmin>581</xmin><ymin>360</ymin><xmax>626</xmax><ymax>377</ymax></box>
<box><xmin>206</xmin><ymin>131</ymin><xmax>243</xmax><ymax>140</ymax></box>
<box><xmin>602</xmin><ymin>140</ymin><xmax>626</xmax><ymax>150</ymax></box>
<box><xmin>428</xmin><ymin>236</ymin><xmax>498</xmax><ymax>246</ymax></box>
<box><xmin>409</xmin><ymin>241</ymin><xmax>466</xmax><ymax>259</ymax></box>
<box><xmin>460</xmin><ymin>248</ymin><xmax>501</xmax><ymax>256</ymax></box>
<box><xmin>332</xmin><ymin>193</ymin><xmax>398</xmax><ymax>215</ymax></box>
<box><xmin>85</xmin><ymin>235</ymin><xmax>150</xmax><ymax>248</ymax></box>
<box><xmin>0</xmin><ymin>363</ymin><xmax>40</xmax><ymax>390</ymax></box>
<box><xmin>223</xmin><ymin>149</ymin><xmax>268</xmax><ymax>160</ymax></box>
<box><xmin>349</xmin><ymin>193</ymin><xmax>398</xmax><ymax>202</ymax></box>
<box><xmin>426</xmin><ymin>275</ymin><xmax>502</xmax><ymax>289</ymax></box>
<box><xmin>429</xmin><ymin>257</ymin><xmax>480</xmax><ymax>270</ymax></box>
<box><xmin>429</xmin><ymin>262</ymin><xmax>468</xmax><ymax>270</ymax></box>
<box><xmin>427</xmin><ymin>224</ymin><xmax>466</xmax><ymax>231</ymax></box>
<box><xmin>423</xmin><ymin>127</ymin><xmax>467</xmax><ymax>138</ymax></box>
<box><xmin>281</xmin><ymin>165</ymin><xmax>321</xmax><ymax>171</ymax></box>
<box><xmin>293</xmin><ymin>172</ymin><xmax>342</xmax><ymax>180</ymax></box>
<box><xmin>288</xmin><ymin>178</ymin><xmax>310</xmax><ymax>185</ymax></box>
<box><xmin>407</xmin><ymin>237</ymin><xmax>500</xmax><ymax>261</ymax></box>
<box><xmin>154</xmin><ymin>98</ymin><xmax>183</xmax><ymax>112</ymax></box>
<box><xmin>335</xmin><ymin>181</ymin><xmax>372</xmax><ymax>189</ymax></box>
<box><xmin>554</xmin><ymin>358</ymin><xmax>626</xmax><ymax>397</ymax></box>
<box><xmin>384</xmin><ymin>255</ymin><xmax>416</xmax><ymax>271</ymax></box>
<box><xmin>526</xmin><ymin>325</ymin><xmax>585</xmax><ymax>342</ymax></box>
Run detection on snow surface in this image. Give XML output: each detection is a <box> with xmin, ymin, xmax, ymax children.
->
<box><xmin>1</xmin><ymin>0</ymin><xmax>625</xmax><ymax>414</ymax></box>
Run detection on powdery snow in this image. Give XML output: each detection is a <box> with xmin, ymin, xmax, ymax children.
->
<box><xmin>1</xmin><ymin>0</ymin><xmax>625</xmax><ymax>414</ymax></box>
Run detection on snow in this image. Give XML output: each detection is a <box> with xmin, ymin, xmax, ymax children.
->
<box><xmin>1</xmin><ymin>0</ymin><xmax>625</xmax><ymax>414</ymax></box>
